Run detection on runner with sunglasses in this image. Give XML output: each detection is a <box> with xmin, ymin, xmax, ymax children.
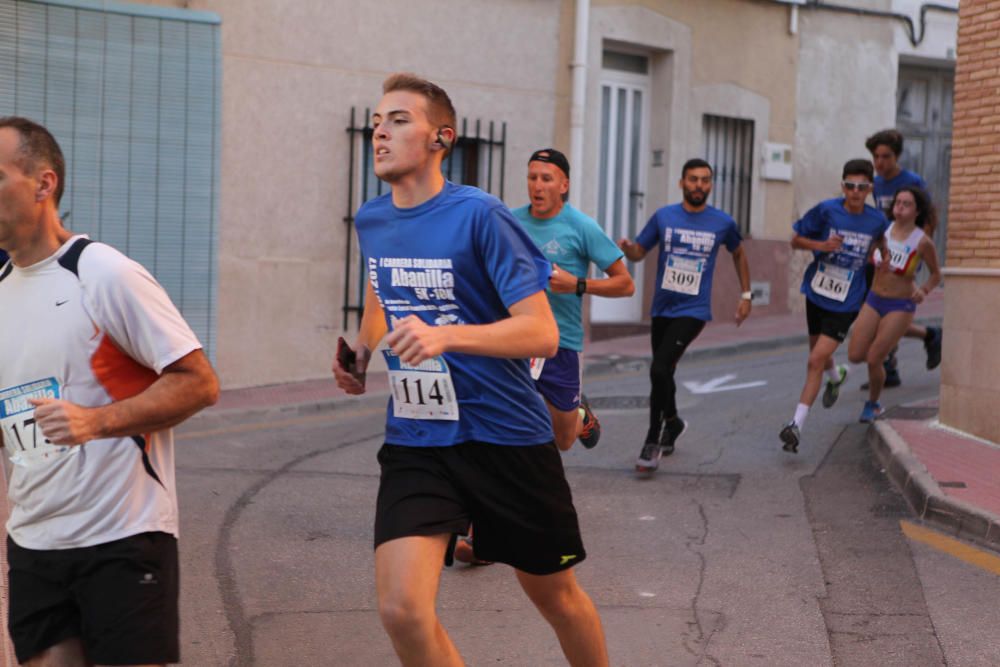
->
<box><xmin>779</xmin><ymin>159</ymin><xmax>889</xmax><ymax>453</ymax></box>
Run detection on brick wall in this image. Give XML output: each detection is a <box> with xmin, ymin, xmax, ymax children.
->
<box><xmin>947</xmin><ymin>0</ymin><xmax>1000</xmax><ymax>268</ymax></box>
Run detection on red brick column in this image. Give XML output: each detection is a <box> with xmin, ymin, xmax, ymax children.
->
<box><xmin>939</xmin><ymin>0</ymin><xmax>1000</xmax><ymax>443</ymax></box>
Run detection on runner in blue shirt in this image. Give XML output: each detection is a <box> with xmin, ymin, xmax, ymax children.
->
<box><xmin>332</xmin><ymin>73</ymin><xmax>608</xmax><ymax>667</ymax></box>
<box><xmin>779</xmin><ymin>159</ymin><xmax>889</xmax><ymax>453</ymax></box>
<box><xmin>865</xmin><ymin>129</ymin><xmax>943</xmax><ymax>384</ymax></box>
<box><xmin>512</xmin><ymin>148</ymin><xmax>633</xmax><ymax>452</ymax></box>
<box><xmin>619</xmin><ymin>158</ymin><xmax>752</xmax><ymax>473</ymax></box>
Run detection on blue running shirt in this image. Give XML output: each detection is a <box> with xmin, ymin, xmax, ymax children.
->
<box><xmin>634</xmin><ymin>204</ymin><xmax>742</xmax><ymax>321</ymax></box>
<box><xmin>355</xmin><ymin>182</ymin><xmax>555</xmax><ymax>447</ymax></box>
<box><xmin>873</xmin><ymin>169</ymin><xmax>928</xmax><ymax>214</ymax></box>
<box><xmin>511</xmin><ymin>204</ymin><xmax>623</xmax><ymax>352</ymax></box>
<box><xmin>794</xmin><ymin>198</ymin><xmax>888</xmax><ymax>312</ymax></box>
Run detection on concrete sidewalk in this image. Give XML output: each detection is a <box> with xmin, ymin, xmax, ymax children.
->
<box><xmin>199</xmin><ymin>289</ymin><xmax>1000</xmax><ymax>553</ymax></box>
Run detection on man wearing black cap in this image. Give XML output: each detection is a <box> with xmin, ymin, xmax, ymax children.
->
<box><xmin>512</xmin><ymin>149</ymin><xmax>634</xmax><ymax>452</ymax></box>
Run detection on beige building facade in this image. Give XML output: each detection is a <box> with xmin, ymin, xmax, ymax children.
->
<box><xmin>20</xmin><ymin>0</ymin><xmax>957</xmax><ymax>388</ymax></box>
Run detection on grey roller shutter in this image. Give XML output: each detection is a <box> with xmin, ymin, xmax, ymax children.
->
<box><xmin>0</xmin><ymin>0</ymin><xmax>221</xmax><ymax>358</ymax></box>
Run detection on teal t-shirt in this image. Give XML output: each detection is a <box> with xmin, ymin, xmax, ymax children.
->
<box><xmin>511</xmin><ymin>204</ymin><xmax>624</xmax><ymax>351</ymax></box>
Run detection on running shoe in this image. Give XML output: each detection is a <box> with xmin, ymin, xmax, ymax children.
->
<box><xmin>635</xmin><ymin>440</ymin><xmax>663</xmax><ymax>473</ymax></box>
<box><xmin>658</xmin><ymin>417</ymin><xmax>687</xmax><ymax>456</ymax></box>
<box><xmin>821</xmin><ymin>364</ymin><xmax>849</xmax><ymax>408</ymax></box>
<box><xmin>578</xmin><ymin>395</ymin><xmax>601</xmax><ymax>449</ymax></box>
<box><xmin>453</xmin><ymin>536</ymin><xmax>493</xmax><ymax>566</ymax></box>
<box><xmin>924</xmin><ymin>326</ymin><xmax>943</xmax><ymax>370</ymax></box>
<box><xmin>859</xmin><ymin>400</ymin><xmax>883</xmax><ymax>423</ymax></box>
<box><xmin>779</xmin><ymin>421</ymin><xmax>800</xmax><ymax>453</ymax></box>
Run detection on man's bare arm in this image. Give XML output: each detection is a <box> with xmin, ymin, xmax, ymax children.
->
<box><xmin>32</xmin><ymin>349</ymin><xmax>219</xmax><ymax>445</ymax></box>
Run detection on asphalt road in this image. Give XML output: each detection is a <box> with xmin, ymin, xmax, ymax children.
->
<box><xmin>173</xmin><ymin>338</ymin><xmax>1000</xmax><ymax>666</ymax></box>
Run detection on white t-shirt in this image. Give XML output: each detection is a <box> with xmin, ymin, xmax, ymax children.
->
<box><xmin>0</xmin><ymin>236</ymin><xmax>201</xmax><ymax>550</ymax></box>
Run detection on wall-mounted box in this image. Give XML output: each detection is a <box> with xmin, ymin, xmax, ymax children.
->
<box><xmin>762</xmin><ymin>142</ymin><xmax>792</xmax><ymax>181</ymax></box>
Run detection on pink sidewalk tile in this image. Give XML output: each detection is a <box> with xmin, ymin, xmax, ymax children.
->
<box><xmin>892</xmin><ymin>417</ymin><xmax>1000</xmax><ymax>518</ymax></box>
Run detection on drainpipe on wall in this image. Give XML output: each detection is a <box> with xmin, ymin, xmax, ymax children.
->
<box><xmin>568</xmin><ymin>0</ymin><xmax>589</xmax><ymax>209</ymax></box>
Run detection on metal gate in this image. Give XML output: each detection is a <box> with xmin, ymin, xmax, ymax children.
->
<box><xmin>896</xmin><ymin>64</ymin><xmax>954</xmax><ymax>261</ymax></box>
<box><xmin>341</xmin><ymin>108</ymin><xmax>507</xmax><ymax>329</ymax></box>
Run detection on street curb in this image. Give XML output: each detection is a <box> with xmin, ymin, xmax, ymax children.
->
<box><xmin>585</xmin><ymin>332</ymin><xmax>808</xmax><ymax>377</ymax></box>
<box><xmin>585</xmin><ymin>314</ymin><xmax>942</xmax><ymax>377</ymax></box>
<box><xmin>183</xmin><ymin>390</ymin><xmax>391</xmax><ymax>430</ymax></box>
<box><xmin>868</xmin><ymin>420</ymin><xmax>1000</xmax><ymax>552</ymax></box>
<box><xmin>186</xmin><ymin>315</ymin><xmax>943</xmax><ymax>427</ymax></box>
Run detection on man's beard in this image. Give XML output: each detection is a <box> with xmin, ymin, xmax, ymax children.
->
<box><xmin>683</xmin><ymin>189</ymin><xmax>708</xmax><ymax>207</ymax></box>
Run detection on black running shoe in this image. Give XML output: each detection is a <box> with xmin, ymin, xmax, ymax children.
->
<box><xmin>578</xmin><ymin>395</ymin><xmax>601</xmax><ymax>449</ymax></box>
<box><xmin>635</xmin><ymin>440</ymin><xmax>662</xmax><ymax>473</ymax></box>
<box><xmin>658</xmin><ymin>417</ymin><xmax>687</xmax><ymax>456</ymax></box>
<box><xmin>780</xmin><ymin>421</ymin><xmax>800</xmax><ymax>453</ymax></box>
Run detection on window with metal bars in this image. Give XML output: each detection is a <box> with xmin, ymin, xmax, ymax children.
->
<box><xmin>0</xmin><ymin>0</ymin><xmax>221</xmax><ymax>357</ymax></box>
<box><xmin>702</xmin><ymin>114</ymin><xmax>754</xmax><ymax>236</ymax></box>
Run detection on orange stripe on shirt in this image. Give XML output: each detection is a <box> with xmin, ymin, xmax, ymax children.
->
<box><xmin>90</xmin><ymin>333</ymin><xmax>158</xmax><ymax>403</ymax></box>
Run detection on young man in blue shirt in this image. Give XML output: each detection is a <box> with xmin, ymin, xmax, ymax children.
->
<box><xmin>333</xmin><ymin>73</ymin><xmax>608</xmax><ymax>667</ymax></box>
<box><xmin>512</xmin><ymin>148</ymin><xmax>634</xmax><ymax>452</ymax></box>
<box><xmin>779</xmin><ymin>159</ymin><xmax>890</xmax><ymax>453</ymax></box>
<box><xmin>865</xmin><ymin>129</ymin><xmax>943</xmax><ymax>381</ymax></box>
<box><xmin>619</xmin><ymin>159</ymin><xmax>752</xmax><ymax>473</ymax></box>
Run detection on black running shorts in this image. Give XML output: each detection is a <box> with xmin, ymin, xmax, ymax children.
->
<box><xmin>374</xmin><ymin>441</ymin><xmax>586</xmax><ymax>575</ymax></box>
<box><xmin>805</xmin><ymin>299</ymin><xmax>858</xmax><ymax>343</ymax></box>
<box><xmin>7</xmin><ymin>531</ymin><xmax>179</xmax><ymax>665</ymax></box>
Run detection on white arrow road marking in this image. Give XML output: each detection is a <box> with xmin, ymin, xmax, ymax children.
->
<box><xmin>683</xmin><ymin>373</ymin><xmax>767</xmax><ymax>394</ymax></box>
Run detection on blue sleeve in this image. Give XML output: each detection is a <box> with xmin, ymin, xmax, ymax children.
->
<box><xmin>635</xmin><ymin>213</ymin><xmax>660</xmax><ymax>251</ymax></box>
<box><xmin>724</xmin><ymin>218</ymin><xmax>742</xmax><ymax>252</ymax></box>
<box><xmin>582</xmin><ymin>218</ymin><xmax>625</xmax><ymax>271</ymax></box>
<box><xmin>793</xmin><ymin>202</ymin><xmax>827</xmax><ymax>239</ymax></box>
<box><xmin>476</xmin><ymin>204</ymin><xmax>550</xmax><ymax>309</ymax></box>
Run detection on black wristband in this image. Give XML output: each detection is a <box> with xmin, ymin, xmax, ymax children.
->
<box><xmin>576</xmin><ymin>277</ymin><xmax>587</xmax><ymax>297</ymax></box>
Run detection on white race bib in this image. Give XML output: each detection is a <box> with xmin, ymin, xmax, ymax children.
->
<box><xmin>661</xmin><ymin>255</ymin><xmax>704</xmax><ymax>296</ymax></box>
<box><xmin>384</xmin><ymin>352</ymin><xmax>460</xmax><ymax>421</ymax></box>
<box><xmin>529</xmin><ymin>357</ymin><xmax>545</xmax><ymax>381</ymax></box>
<box><xmin>810</xmin><ymin>262</ymin><xmax>853</xmax><ymax>302</ymax></box>
<box><xmin>0</xmin><ymin>377</ymin><xmax>75</xmax><ymax>467</ymax></box>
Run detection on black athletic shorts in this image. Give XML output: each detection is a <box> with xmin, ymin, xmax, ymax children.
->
<box><xmin>374</xmin><ymin>441</ymin><xmax>586</xmax><ymax>575</ymax></box>
<box><xmin>805</xmin><ymin>299</ymin><xmax>858</xmax><ymax>343</ymax></box>
<box><xmin>7</xmin><ymin>531</ymin><xmax>179</xmax><ymax>665</ymax></box>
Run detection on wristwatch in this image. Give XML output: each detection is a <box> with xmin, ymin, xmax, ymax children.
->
<box><xmin>576</xmin><ymin>278</ymin><xmax>587</xmax><ymax>297</ymax></box>
<box><xmin>740</xmin><ymin>291</ymin><xmax>753</xmax><ymax>301</ymax></box>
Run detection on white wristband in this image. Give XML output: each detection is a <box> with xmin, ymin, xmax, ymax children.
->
<box><xmin>740</xmin><ymin>291</ymin><xmax>753</xmax><ymax>301</ymax></box>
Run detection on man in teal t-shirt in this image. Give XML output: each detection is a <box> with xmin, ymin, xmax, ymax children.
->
<box><xmin>511</xmin><ymin>149</ymin><xmax>634</xmax><ymax>452</ymax></box>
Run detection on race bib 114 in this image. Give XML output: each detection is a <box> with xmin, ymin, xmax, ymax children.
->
<box><xmin>384</xmin><ymin>352</ymin><xmax>460</xmax><ymax>421</ymax></box>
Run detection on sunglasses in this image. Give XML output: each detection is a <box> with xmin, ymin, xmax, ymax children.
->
<box><xmin>841</xmin><ymin>181</ymin><xmax>872</xmax><ymax>192</ymax></box>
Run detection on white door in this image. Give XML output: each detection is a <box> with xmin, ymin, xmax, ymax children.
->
<box><xmin>592</xmin><ymin>70</ymin><xmax>650</xmax><ymax>323</ymax></box>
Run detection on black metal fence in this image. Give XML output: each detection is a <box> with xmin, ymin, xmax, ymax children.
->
<box><xmin>341</xmin><ymin>107</ymin><xmax>507</xmax><ymax>328</ymax></box>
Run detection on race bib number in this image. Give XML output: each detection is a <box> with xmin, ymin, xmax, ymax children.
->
<box><xmin>384</xmin><ymin>352</ymin><xmax>460</xmax><ymax>421</ymax></box>
<box><xmin>0</xmin><ymin>378</ymin><xmax>74</xmax><ymax>467</ymax></box>
<box><xmin>529</xmin><ymin>357</ymin><xmax>545</xmax><ymax>381</ymax></box>
<box><xmin>810</xmin><ymin>262</ymin><xmax>853</xmax><ymax>302</ymax></box>
<box><xmin>889</xmin><ymin>246</ymin><xmax>911</xmax><ymax>272</ymax></box>
<box><xmin>661</xmin><ymin>255</ymin><xmax>704</xmax><ymax>296</ymax></box>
